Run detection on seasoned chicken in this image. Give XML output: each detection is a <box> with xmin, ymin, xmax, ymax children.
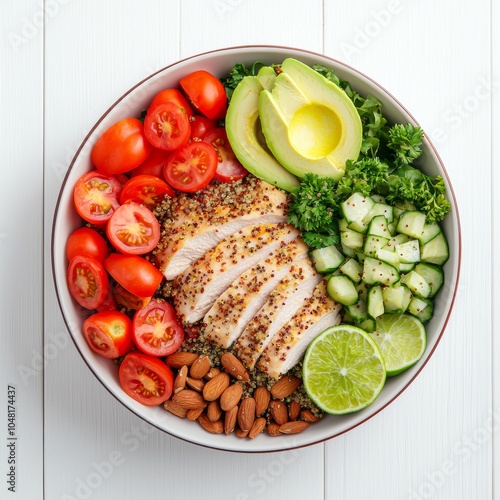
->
<box><xmin>155</xmin><ymin>177</ymin><xmax>289</xmax><ymax>280</ymax></box>
<box><xmin>172</xmin><ymin>223</ymin><xmax>300</xmax><ymax>324</ymax></box>
<box><xmin>257</xmin><ymin>280</ymin><xmax>342</xmax><ymax>379</ymax></box>
<box><xmin>203</xmin><ymin>239</ymin><xmax>309</xmax><ymax>349</ymax></box>
<box><xmin>234</xmin><ymin>257</ymin><xmax>321</xmax><ymax>370</ymax></box>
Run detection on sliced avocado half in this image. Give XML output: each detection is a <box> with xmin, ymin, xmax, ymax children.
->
<box><xmin>259</xmin><ymin>58</ymin><xmax>362</xmax><ymax>180</ymax></box>
<box><xmin>225</xmin><ymin>67</ymin><xmax>300</xmax><ymax>193</ymax></box>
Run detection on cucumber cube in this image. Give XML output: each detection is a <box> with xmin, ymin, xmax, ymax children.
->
<box><xmin>339</xmin><ymin>258</ymin><xmax>363</xmax><ymax>283</ymax></box>
<box><xmin>395</xmin><ymin>239</ymin><xmax>421</xmax><ymax>263</ymax></box>
<box><xmin>420</xmin><ymin>232</ymin><xmax>449</xmax><ymax>265</ymax></box>
<box><xmin>367</xmin><ymin>285</ymin><xmax>384</xmax><ymax>319</ymax></box>
<box><xmin>414</xmin><ymin>262</ymin><xmax>444</xmax><ymax>298</ymax></box>
<box><xmin>327</xmin><ymin>275</ymin><xmax>359</xmax><ymax>306</ymax></box>
<box><xmin>376</xmin><ymin>248</ymin><xmax>400</xmax><ymax>267</ymax></box>
<box><xmin>419</xmin><ymin>222</ymin><xmax>442</xmax><ymax>244</ymax></box>
<box><xmin>396</xmin><ymin>210</ymin><xmax>426</xmax><ymax>239</ymax></box>
<box><xmin>401</xmin><ymin>270</ymin><xmax>431</xmax><ymax>298</ymax></box>
<box><xmin>341</xmin><ymin>229</ymin><xmax>364</xmax><ymax>252</ymax></box>
<box><xmin>367</xmin><ymin>214</ymin><xmax>391</xmax><ymax>237</ymax></box>
<box><xmin>382</xmin><ymin>284</ymin><xmax>412</xmax><ymax>313</ymax></box>
<box><xmin>364</xmin><ymin>234</ymin><xmax>390</xmax><ymax>257</ymax></box>
<box><xmin>363</xmin><ymin>203</ymin><xmax>394</xmax><ymax>224</ymax></box>
<box><xmin>310</xmin><ymin>245</ymin><xmax>345</xmax><ymax>274</ymax></box>
<box><xmin>362</xmin><ymin>257</ymin><xmax>400</xmax><ymax>286</ymax></box>
<box><xmin>341</xmin><ymin>193</ymin><xmax>375</xmax><ymax>223</ymax></box>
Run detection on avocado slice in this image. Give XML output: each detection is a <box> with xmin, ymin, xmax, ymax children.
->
<box><xmin>225</xmin><ymin>68</ymin><xmax>300</xmax><ymax>193</ymax></box>
<box><xmin>259</xmin><ymin>58</ymin><xmax>362</xmax><ymax>180</ymax></box>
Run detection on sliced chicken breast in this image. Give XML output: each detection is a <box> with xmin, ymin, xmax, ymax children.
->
<box><xmin>172</xmin><ymin>223</ymin><xmax>300</xmax><ymax>324</ymax></box>
<box><xmin>155</xmin><ymin>177</ymin><xmax>289</xmax><ymax>280</ymax></box>
<box><xmin>257</xmin><ymin>280</ymin><xmax>342</xmax><ymax>379</ymax></box>
<box><xmin>203</xmin><ymin>239</ymin><xmax>309</xmax><ymax>349</ymax></box>
<box><xmin>234</xmin><ymin>257</ymin><xmax>321</xmax><ymax>370</ymax></box>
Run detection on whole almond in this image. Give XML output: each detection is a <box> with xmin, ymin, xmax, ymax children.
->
<box><xmin>163</xmin><ymin>399</ymin><xmax>188</xmax><ymax>419</ymax></box>
<box><xmin>248</xmin><ymin>417</ymin><xmax>267</xmax><ymax>439</ymax></box>
<box><xmin>237</xmin><ymin>397</ymin><xmax>256</xmax><ymax>432</ymax></box>
<box><xmin>207</xmin><ymin>400</ymin><xmax>222</xmax><ymax>422</ymax></box>
<box><xmin>173</xmin><ymin>365</ymin><xmax>188</xmax><ymax>394</ymax></box>
<box><xmin>204</xmin><ymin>367</ymin><xmax>221</xmax><ymax>380</ymax></box>
<box><xmin>172</xmin><ymin>389</ymin><xmax>206</xmax><ymax>409</ymax></box>
<box><xmin>189</xmin><ymin>355</ymin><xmax>211</xmax><ymax>379</ymax></box>
<box><xmin>186</xmin><ymin>407</ymin><xmax>204</xmax><ymax>421</ymax></box>
<box><xmin>266</xmin><ymin>422</ymin><xmax>281</xmax><ymax>437</ymax></box>
<box><xmin>220</xmin><ymin>352</ymin><xmax>250</xmax><ymax>382</ymax></box>
<box><xmin>269</xmin><ymin>400</ymin><xmax>288</xmax><ymax>425</ymax></box>
<box><xmin>166</xmin><ymin>351</ymin><xmax>199</xmax><ymax>369</ymax></box>
<box><xmin>271</xmin><ymin>374</ymin><xmax>302</xmax><ymax>399</ymax></box>
<box><xmin>288</xmin><ymin>400</ymin><xmax>301</xmax><ymax>421</ymax></box>
<box><xmin>235</xmin><ymin>427</ymin><xmax>249</xmax><ymax>438</ymax></box>
<box><xmin>254</xmin><ymin>386</ymin><xmax>271</xmax><ymax>416</ymax></box>
<box><xmin>224</xmin><ymin>405</ymin><xmax>238</xmax><ymax>435</ymax></box>
<box><xmin>220</xmin><ymin>382</ymin><xmax>243</xmax><ymax>411</ymax></box>
<box><xmin>301</xmin><ymin>409</ymin><xmax>320</xmax><ymax>423</ymax></box>
<box><xmin>279</xmin><ymin>421</ymin><xmax>310</xmax><ymax>435</ymax></box>
<box><xmin>203</xmin><ymin>371</ymin><xmax>230</xmax><ymax>401</ymax></box>
<box><xmin>186</xmin><ymin>377</ymin><xmax>205</xmax><ymax>392</ymax></box>
<box><xmin>197</xmin><ymin>413</ymin><xmax>224</xmax><ymax>434</ymax></box>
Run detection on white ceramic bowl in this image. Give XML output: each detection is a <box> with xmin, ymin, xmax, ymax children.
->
<box><xmin>52</xmin><ymin>45</ymin><xmax>461</xmax><ymax>453</ymax></box>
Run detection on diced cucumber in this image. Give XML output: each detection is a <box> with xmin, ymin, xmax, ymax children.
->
<box><xmin>419</xmin><ymin>222</ymin><xmax>442</xmax><ymax>244</ymax></box>
<box><xmin>414</xmin><ymin>263</ymin><xmax>444</xmax><ymax>298</ymax></box>
<box><xmin>396</xmin><ymin>210</ymin><xmax>426</xmax><ymax>239</ymax></box>
<box><xmin>382</xmin><ymin>233</ymin><xmax>411</xmax><ymax>251</ymax></box>
<box><xmin>341</xmin><ymin>241</ymin><xmax>357</xmax><ymax>258</ymax></box>
<box><xmin>327</xmin><ymin>275</ymin><xmax>359</xmax><ymax>306</ymax></box>
<box><xmin>340</xmin><ymin>229</ymin><xmax>364</xmax><ymax>252</ymax></box>
<box><xmin>367</xmin><ymin>285</ymin><xmax>384</xmax><ymax>319</ymax></box>
<box><xmin>376</xmin><ymin>248</ymin><xmax>400</xmax><ymax>267</ymax></box>
<box><xmin>401</xmin><ymin>270</ymin><xmax>431</xmax><ymax>298</ymax></box>
<box><xmin>370</xmin><ymin>194</ymin><xmax>386</xmax><ymax>203</ymax></box>
<box><xmin>310</xmin><ymin>245</ymin><xmax>345</xmax><ymax>274</ymax></box>
<box><xmin>362</xmin><ymin>257</ymin><xmax>400</xmax><ymax>286</ymax></box>
<box><xmin>395</xmin><ymin>239</ymin><xmax>420</xmax><ymax>263</ymax></box>
<box><xmin>395</xmin><ymin>202</ymin><xmax>417</xmax><ymax>212</ymax></box>
<box><xmin>357</xmin><ymin>317</ymin><xmax>376</xmax><ymax>333</ymax></box>
<box><xmin>363</xmin><ymin>203</ymin><xmax>394</xmax><ymax>224</ymax></box>
<box><xmin>364</xmin><ymin>234</ymin><xmax>390</xmax><ymax>257</ymax></box>
<box><xmin>420</xmin><ymin>231</ymin><xmax>449</xmax><ymax>265</ymax></box>
<box><xmin>345</xmin><ymin>298</ymin><xmax>368</xmax><ymax>323</ymax></box>
<box><xmin>341</xmin><ymin>193</ymin><xmax>375</xmax><ymax>223</ymax></box>
<box><xmin>367</xmin><ymin>215</ymin><xmax>391</xmax><ymax>237</ymax></box>
<box><xmin>382</xmin><ymin>284</ymin><xmax>412</xmax><ymax>313</ymax></box>
<box><xmin>399</xmin><ymin>262</ymin><xmax>415</xmax><ymax>273</ymax></box>
<box><xmin>339</xmin><ymin>258</ymin><xmax>363</xmax><ymax>283</ymax></box>
<box><xmin>338</xmin><ymin>218</ymin><xmax>349</xmax><ymax>231</ymax></box>
<box><xmin>356</xmin><ymin>282</ymin><xmax>370</xmax><ymax>302</ymax></box>
<box><xmin>348</xmin><ymin>219</ymin><xmax>369</xmax><ymax>234</ymax></box>
<box><xmin>387</xmin><ymin>220</ymin><xmax>398</xmax><ymax>236</ymax></box>
<box><xmin>408</xmin><ymin>296</ymin><xmax>434</xmax><ymax>323</ymax></box>
<box><xmin>393</xmin><ymin>206</ymin><xmax>406</xmax><ymax>219</ymax></box>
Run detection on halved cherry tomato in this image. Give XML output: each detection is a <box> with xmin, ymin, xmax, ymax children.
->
<box><xmin>73</xmin><ymin>170</ymin><xmax>122</xmax><ymax>225</ymax></box>
<box><xmin>203</xmin><ymin>127</ymin><xmax>248</xmax><ymax>183</ymax></box>
<box><xmin>104</xmin><ymin>253</ymin><xmax>163</xmax><ymax>298</ymax></box>
<box><xmin>143</xmin><ymin>102</ymin><xmax>191</xmax><ymax>151</ymax></box>
<box><xmin>66</xmin><ymin>227</ymin><xmax>109</xmax><ymax>263</ymax></box>
<box><xmin>189</xmin><ymin>115</ymin><xmax>217</xmax><ymax>141</ymax></box>
<box><xmin>163</xmin><ymin>141</ymin><xmax>218</xmax><ymax>193</ymax></box>
<box><xmin>91</xmin><ymin>118</ymin><xmax>152</xmax><ymax>174</ymax></box>
<box><xmin>132</xmin><ymin>299</ymin><xmax>184</xmax><ymax>357</ymax></box>
<box><xmin>129</xmin><ymin>148</ymin><xmax>171</xmax><ymax>179</ymax></box>
<box><xmin>106</xmin><ymin>202</ymin><xmax>160</xmax><ymax>255</ymax></box>
<box><xmin>82</xmin><ymin>310</ymin><xmax>133</xmax><ymax>359</ymax></box>
<box><xmin>120</xmin><ymin>175</ymin><xmax>175</xmax><ymax>208</ymax></box>
<box><xmin>67</xmin><ymin>255</ymin><xmax>109</xmax><ymax>310</ymax></box>
<box><xmin>148</xmin><ymin>88</ymin><xmax>194</xmax><ymax>119</ymax></box>
<box><xmin>180</xmin><ymin>70</ymin><xmax>227</xmax><ymax>120</ymax></box>
<box><xmin>119</xmin><ymin>351</ymin><xmax>174</xmax><ymax>406</ymax></box>
<box><xmin>112</xmin><ymin>283</ymin><xmax>151</xmax><ymax>310</ymax></box>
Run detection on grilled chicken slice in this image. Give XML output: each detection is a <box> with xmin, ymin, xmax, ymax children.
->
<box><xmin>234</xmin><ymin>257</ymin><xmax>321</xmax><ymax>370</ymax></box>
<box><xmin>155</xmin><ymin>177</ymin><xmax>289</xmax><ymax>280</ymax></box>
<box><xmin>172</xmin><ymin>223</ymin><xmax>300</xmax><ymax>324</ymax></box>
<box><xmin>257</xmin><ymin>280</ymin><xmax>342</xmax><ymax>379</ymax></box>
<box><xmin>203</xmin><ymin>239</ymin><xmax>309</xmax><ymax>349</ymax></box>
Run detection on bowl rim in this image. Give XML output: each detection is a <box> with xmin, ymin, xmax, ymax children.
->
<box><xmin>51</xmin><ymin>44</ymin><xmax>462</xmax><ymax>453</ymax></box>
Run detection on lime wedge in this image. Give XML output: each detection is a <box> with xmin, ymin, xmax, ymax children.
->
<box><xmin>302</xmin><ymin>325</ymin><xmax>386</xmax><ymax>415</ymax></box>
<box><xmin>370</xmin><ymin>313</ymin><xmax>426</xmax><ymax>376</ymax></box>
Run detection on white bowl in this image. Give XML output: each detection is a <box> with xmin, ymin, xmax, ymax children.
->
<box><xmin>51</xmin><ymin>45</ymin><xmax>461</xmax><ymax>453</ymax></box>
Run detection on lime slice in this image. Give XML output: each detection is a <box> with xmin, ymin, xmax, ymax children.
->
<box><xmin>370</xmin><ymin>313</ymin><xmax>426</xmax><ymax>376</ymax></box>
<box><xmin>302</xmin><ymin>325</ymin><xmax>386</xmax><ymax>415</ymax></box>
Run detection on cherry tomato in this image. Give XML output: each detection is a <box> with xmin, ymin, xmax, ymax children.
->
<box><xmin>119</xmin><ymin>352</ymin><xmax>174</xmax><ymax>406</ymax></box>
<box><xmin>104</xmin><ymin>253</ymin><xmax>163</xmax><ymax>298</ymax></box>
<box><xmin>106</xmin><ymin>202</ymin><xmax>160</xmax><ymax>255</ymax></box>
<box><xmin>82</xmin><ymin>310</ymin><xmax>133</xmax><ymax>359</ymax></box>
<box><xmin>120</xmin><ymin>175</ymin><xmax>175</xmax><ymax>208</ymax></box>
<box><xmin>129</xmin><ymin>148</ymin><xmax>171</xmax><ymax>179</ymax></box>
<box><xmin>163</xmin><ymin>141</ymin><xmax>218</xmax><ymax>193</ymax></box>
<box><xmin>67</xmin><ymin>255</ymin><xmax>109</xmax><ymax>310</ymax></box>
<box><xmin>203</xmin><ymin>127</ymin><xmax>248</xmax><ymax>183</ymax></box>
<box><xmin>143</xmin><ymin>102</ymin><xmax>191</xmax><ymax>151</ymax></box>
<box><xmin>112</xmin><ymin>283</ymin><xmax>152</xmax><ymax>310</ymax></box>
<box><xmin>148</xmin><ymin>88</ymin><xmax>194</xmax><ymax>118</ymax></box>
<box><xmin>73</xmin><ymin>170</ymin><xmax>122</xmax><ymax>225</ymax></box>
<box><xmin>91</xmin><ymin>118</ymin><xmax>152</xmax><ymax>174</ymax></box>
<box><xmin>132</xmin><ymin>299</ymin><xmax>184</xmax><ymax>357</ymax></box>
<box><xmin>189</xmin><ymin>115</ymin><xmax>217</xmax><ymax>141</ymax></box>
<box><xmin>66</xmin><ymin>227</ymin><xmax>109</xmax><ymax>263</ymax></box>
<box><xmin>180</xmin><ymin>70</ymin><xmax>227</xmax><ymax>121</ymax></box>
<box><xmin>96</xmin><ymin>287</ymin><xmax>118</xmax><ymax>312</ymax></box>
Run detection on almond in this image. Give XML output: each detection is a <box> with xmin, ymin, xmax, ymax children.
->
<box><xmin>269</xmin><ymin>400</ymin><xmax>288</xmax><ymax>425</ymax></box>
<box><xmin>197</xmin><ymin>413</ymin><xmax>224</xmax><ymax>434</ymax></box>
<box><xmin>220</xmin><ymin>352</ymin><xmax>250</xmax><ymax>382</ymax></box>
<box><xmin>204</xmin><ymin>367</ymin><xmax>221</xmax><ymax>380</ymax></box>
<box><xmin>172</xmin><ymin>389</ymin><xmax>206</xmax><ymax>409</ymax></box>
<box><xmin>186</xmin><ymin>407</ymin><xmax>204</xmax><ymax>421</ymax></box>
<box><xmin>266</xmin><ymin>422</ymin><xmax>281</xmax><ymax>437</ymax></box>
<box><xmin>207</xmin><ymin>401</ymin><xmax>222</xmax><ymax>422</ymax></box>
<box><xmin>173</xmin><ymin>365</ymin><xmax>188</xmax><ymax>394</ymax></box>
<box><xmin>301</xmin><ymin>409</ymin><xmax>320</xmax><ymax>423</ymax></box>
<box><xmin>203</xmin><ymin>371</ymin><xmax>230</xmax><ymax>401</ymax></box>
<box><xmin>163</xmin><ymin>399</ymin><xmax>188</xmax><ymax>419</ymax></box>
<box><xmin>235</xmin><ymin>427</ymin><xmax>249</xmax><ymax>438</ymax></box>
<box><xmin>189</xmin><ymin>355</ymin><xmax>211</xmax><ymax>379</ymax></box>
<box><xmin>220</xmin><ymin>382</ymin><xmax>243</xmax><ymax>411</ymax></box>
<box><xmin>166</xmin><ymin>351</ymin><xmax>199</xmax><ymax>369</ymax></box>
<box><xmin>254</xmin><ymin>386</ymin><xmax>271</xmax><ymax>416</ymax></box>
<box><xmin>279</xmin><ymin>421</ymin><xmax>310</xmax><ymax>435</ymax></box>
<box><xmin>270</xmin><ymin>374</ymin><xmax>302</xmax><ymax>399</ymax></box>
<box><xmin>224</xmin><ymin>405</ymin><xmax>238</xmax><ymax>435</ymax></box>
<box><xmin>288</xmin><ymin>400</ymin><xmax>301</xmax><ymax>421</ymax></box>
<box><xmin>248</xmin><ymin>417</ymin><xmax>267</xmax><ymax>439</ymax></box>
<box><xmin>237</xmin><ymin>397</ymin><xmax>256</xmax><ymax>432</ymax></box>
<box><xmin>186</xmin><ymin>377</ymin><xmax>205</xmax><ymax>392</ymax></box>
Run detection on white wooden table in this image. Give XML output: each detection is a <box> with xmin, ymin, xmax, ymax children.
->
<box><xmin>1</xmin><ymin>1</ymin><xmax>497</xmax><ymax>498</ymax></box>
